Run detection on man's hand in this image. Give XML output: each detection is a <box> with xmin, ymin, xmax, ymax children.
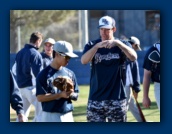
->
<box><xmin>17</xmin><ymin>113</ymin><xmax>28</xmax><ymax>122</ymax></box>
<box><xmin>95</xmin><ymin>40</ymin><xmax>116</xmax><ymax>49</ymax></box>
<box><xmin>142</xmin><ymin>97</ymin><xmax>151</xmax><ymax>108</ymax></box>
<box><xmin>95</xmin><ymin>40</ymin><xmax>111</xmax><ymax>49</ymax></box>
<box><xmin>60</xmin><ymin>91</ymin><xmax>73</xmax><ymax>99</ymax></box>
<box><xmin>103</xmin><ymin>40</ymin><xmax>116</xmax><ymax>49</ymax></box>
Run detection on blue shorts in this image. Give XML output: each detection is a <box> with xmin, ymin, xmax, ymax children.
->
<box><xmin>87</xmin><ymin>99</ymin><xmax>127</xmax><ymax>122</ymax></box>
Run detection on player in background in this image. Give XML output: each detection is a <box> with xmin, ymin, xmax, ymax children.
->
<box><xmin>125</xmin><ymin>36</ymin><xmax>143</xmax><ymax>122</ymax></box>
<box><xmin>41</xmin><ymin>38</ymin><xmax>55</xmax><ymax>68</ymax></box>
<box><xmin>14</xmin><ymin>31</ymin><xmax>43</xmax><ymax>122</ymax></box>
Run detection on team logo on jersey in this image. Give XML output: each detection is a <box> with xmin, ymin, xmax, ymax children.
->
<box><xmin>47</xmin><ymin>77</ymin><xmax>61</xmax><ymax>94</ymax></box>
<box><xmin>94</xmin><ymin>52</ymin><xmax>120</xmax><ymax>64</ymax></box>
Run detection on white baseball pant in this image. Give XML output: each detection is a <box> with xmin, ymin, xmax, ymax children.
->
<box><xmin>39</xmin><ymin>111</ymin><xmax>74</xmax><ymax>122</ymax></box>
<box><xmin>125</xmin><ymin>86</ymin><xmax>143</xmax><ymax>122</ymax></box>
<box><xmin>154</xmin><ymin>82</ymin><xmax>160</xmax><ymax>110</ymax></box>
<box><xmin>19</xmin><ymin>86</ymin><xmax>42</xmax><ymax>122</ymax></box>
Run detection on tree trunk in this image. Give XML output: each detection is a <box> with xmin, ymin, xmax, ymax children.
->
<box><xmin>10</xmin><ymin>26</ymin><xmax>18</xmax><ymax>53</ymax></box>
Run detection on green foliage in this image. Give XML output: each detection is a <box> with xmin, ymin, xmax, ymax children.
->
<box><xmin>10</xmin><ymin>10</ymin><xmax>76</xmax><ymax>28</ymax></box>
<box><xmin>10</xmin><ymin>10</ymin><xmax>77</xmax><ymax>53</ymax></box>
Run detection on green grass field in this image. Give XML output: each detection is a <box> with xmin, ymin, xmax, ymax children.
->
<box><xmin>10</xmin><ymin>84</ymin><xmax>160</xmax><ymax>122</ymax></box>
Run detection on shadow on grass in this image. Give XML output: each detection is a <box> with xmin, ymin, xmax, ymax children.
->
<box><xmin>73</xmin><ymin>105</ymin><xmax>87</xmax><ymax>117</ymax></box>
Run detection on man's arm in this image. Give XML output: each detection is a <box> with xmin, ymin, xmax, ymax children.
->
<box><xmin>106</xmin><ymin>39</ymin><xmax>137</xmax><ymax>61</ymax></box>
<box><xmin>10</xmin><ymin>71</ymin><xmax>27</xmax><ymax>122</ymax></box>
<box><xmin>31</xmin><ymin>53</ymin><xmax>43</xmax><ymax>77</ymax></box>
<box><xmin>82</xmin><ymin>39</ymin><xmax>137</xmax><ymax>64</ymax></box>
<box><xmin>81</xmin><ymin>46</ymin><xmax>98</xmax><ymax>64</ymax></box>
<box><xmin>37</xmin><ymin>91</ymin><xmax>72</xmax><ymax>102</ymax></box>
<box><xmin>10</xmin><ymin>71</ymin><xmax>24</xmax><ymax>115</ymax></box>
<box><xmin>69</xmin><ymin>73</ymin><xmax>79</xmax><ymax>101</ymax></box>
<box><xmin>81</xmin><ymin>42</ymin><xmax>107</xmax><ymax>64</ymax></box>
<box><xmin>130</xmin><ymin>61</ymin><xmax>141</xmax><ymax>100</ymax></box>
<box><xmin>131</xmin><ymin>61</ymin><xmax>141</xmax><ymax>93</ymax></box>
<box><xmin>142</xmin><ymin>69</ymin><xmax>152</xmax><ymax>108</ymax></box>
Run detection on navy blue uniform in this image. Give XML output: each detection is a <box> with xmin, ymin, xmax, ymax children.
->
<box><xmin>83</xmin><ymin>38</ymin><xmax>132</xmax><ymax>122</ymax></box>
<box><xmin>83</xmin><ymin>38</ymin><xmax>131</xmax><ymax>101</ymax></box>
<box><xmin>41</xmin><ymin>52</ymin><xmax>53</xmax><ymax>68</ymax></box>
<box><xmin>143</xmin><ymin>43</ymin><xmax>160</xmax><ymax>83</ymax></box>
<box><xmin>142</xmin><ymin>43</ymin><xmax>160</xmax><ymax>110</ymax></box>
<box><xmin>15</xmin><ymin>44</ymin><xmax>43</xmax><ymax>88</ymax></box>
<box><xmin>36</xmin><ymin>66</ymin><xmax>79</xmax><ymax>114</ymax></box>
<box><xmin>10</xmin><ymin>70</ymin><xmax>24</xmax><ymax>115</ymax></box>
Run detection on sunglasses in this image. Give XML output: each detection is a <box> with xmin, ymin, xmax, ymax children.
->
<box><xmin>58</xmin><ymin>52</ymin><xmax>71</xmax><ymax>60</ymax></box>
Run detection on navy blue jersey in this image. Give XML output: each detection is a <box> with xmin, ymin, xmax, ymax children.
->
<box><xmin>143</xmin><ymin>43</ymin><xmax>160</xmax><ymax>83</ymax></box>
<box><xmin>36</xmin><ymin>66</ymin><xmax>79</xmax><ymax>114</ymax></box>
<box><xmin>40</xmin><ymin>52</ymin><xmax>53</xmax><ymax>68</ymax></box>
<box><xmin>10</xmin><ymin>70</ymin><xmax>24</xmax><ymax>115</ymax></box>
<box><xmin>15</xmin><ymin>44</ymin><xmax>43</xmax><ymax>88</ymax></box>
<box><xmin>82</xmin><ymin>38</ymin><xmax>131</xmax><ymax>101</ymax></box>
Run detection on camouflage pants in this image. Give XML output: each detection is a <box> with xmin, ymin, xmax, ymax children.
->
<box><xmin>87</xmin><ymin>99</ymin><xmax>127</xmax><ymax>122</ymax></box>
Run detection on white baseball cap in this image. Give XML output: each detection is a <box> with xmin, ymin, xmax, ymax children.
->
<box><xmin>44</xmin><ymin>38</ymin><xmax>55</xmax><ymax>45</ymax></box>
<box><xmin>98</xmin><ymin>16</ymin><xmax>116</xmax><ymax>29</ymax></box>
<box><xmin>154</xmin><ymin>14</ymin><xmax>160</xmax><ymax>18</ymax></box>
<box><xmin>53</xmin><ymin>41</ymin><xmax>78</xmax><ymax>58</ymax></box>
<box><xmin>129</xmin><ymin>36</ymin><xmax>141</xmax><ymax>51</ymax></box>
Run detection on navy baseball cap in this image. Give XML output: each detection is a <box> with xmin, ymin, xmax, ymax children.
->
<box><xmin>98</xmin><ymin>16</ymin><xmax>116</xmax><ymax>29</ymax></box>
<box><xmin>53</xmin><ymin>41</ymin><xmax>78</xmax><ymax>58</ymax></box>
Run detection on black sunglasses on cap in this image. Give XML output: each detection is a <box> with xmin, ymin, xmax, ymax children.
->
<box><xmin>53</xmin><ymin>50</ymin><xmax>71</xmax><ymax>60</ymax></box>
<box><xmin>59</xmin><ymin>52</ymin><xmax>71</xmax><ymax>60</ymax></box>
<box><xmin>53</xmin><ymin>51</ymin><xmax>71</xmax><ymax>60</ymax></box>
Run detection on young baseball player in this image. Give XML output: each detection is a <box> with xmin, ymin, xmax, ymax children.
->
<box><xmin>36</xmin><ymin>41</ymin><xmax>79</xmax><ymax>122</ymax></box>
<box><xmin>81</xmin><ymin>15</ymin><xmax>137</xmax><ymax>122</ymax></box>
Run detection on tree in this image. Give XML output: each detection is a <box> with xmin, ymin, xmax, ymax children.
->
<box><xmin>10</xmin><ymin>10</ymin><xmax>76</xmax><ymax>53</ymax></box>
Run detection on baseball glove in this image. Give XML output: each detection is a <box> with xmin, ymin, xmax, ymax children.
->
<box><xmin>53</xmin><ymin>76</ymin><xmax>74</xmax><ymax>92</ymax></box>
